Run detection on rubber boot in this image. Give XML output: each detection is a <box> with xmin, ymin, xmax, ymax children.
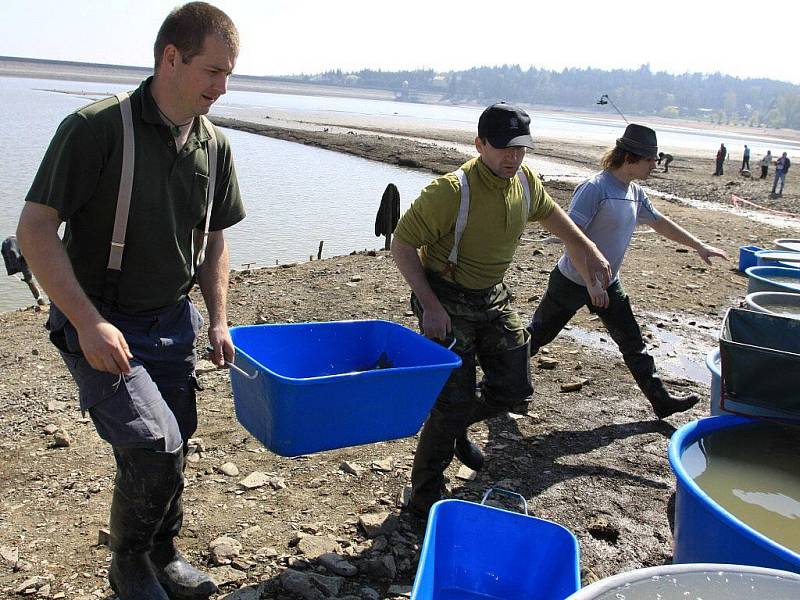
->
<box><xmin>108</xmin><ymin>447</ymin><xmax>183</xmax><ymax>600</ymax></box>
<box><xmin>150</xmin><ymin>448</ymin><xmax>218</xmax><ymax>599</ymax></box>
<box><xmin>473</xmin><ymin>342</ymin><xmax>533</xmax><ymax>425</ymax></box>
<box><xmin>454</xmin><ymin>433</ymin><xmax>484</xmax><ymax>471</ymax></box>
<box><xmin>638</xmin><ymin>376</ymin><xmax>701</xmax><ymax>419</ymax></box>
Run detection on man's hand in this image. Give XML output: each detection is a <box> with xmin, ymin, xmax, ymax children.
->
<box><xmin>421</xmin><ymin>300</ymin><xmax>452</xmax><ymax>342</ymax></box>
<box><xmin>697</xmin><ymin>244</ymin><xmax>730</xmax><ymax>265</ymax></box>
<box><xmin>587</xmin><ymin>273</ymin><xmax>610</xmax><ymax>309</ymax></box>
<box><xmin>76</xmin><ymin>321</ymin><xmax>133</xmax><ymax>374</ymax></box>
<box><xmin>584</xmin><ymin>247</ymin><xmax>612</xmax><ymax>289</ymax></box>
<box><xmin>208</xmin><ymin>324</ymin><xmax>235</xmax><ymax>367</ymax></box>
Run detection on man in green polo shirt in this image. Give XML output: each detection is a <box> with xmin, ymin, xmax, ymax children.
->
<box><xmin>392</xmin><ymin>102</ymin><xmax>611</xmax><ymax>519</ymax></box>
<box><xmin>16</xmin><ymin>3</ymin><xmax>243</xmax><ymax>599</ymax></box>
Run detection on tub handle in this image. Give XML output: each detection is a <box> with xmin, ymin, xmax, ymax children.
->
<box><xmin>446</xmin><ymin>337</ymin><xmax>457</xmax><ymax>350</ymax></box>
<box><xmin>480</xmin><ymin>487</ymin><xmax>529</xmax><ymax>516</ymax></box>
<box><xmin>205</xmin><ymin>345</ymin><xmax>259</xmax><ymax>380</ymax></box>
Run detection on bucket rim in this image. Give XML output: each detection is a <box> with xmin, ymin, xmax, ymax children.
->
<box><xmin>229</xmin><ymin>319</ymin><xmax>461</xmax><ymax>384</ymax></box>
<box><xmin>565</xmin><ymin>562</ymin><xmax>800</xmax><ymax>598</ymax></box>
<box><xmin>668</xmin><ymin>416</ymin><xmax>800</xmax><ymax>566</ymax></box>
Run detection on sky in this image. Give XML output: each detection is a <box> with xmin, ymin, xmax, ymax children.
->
<box><xmin>1</xmin><ymin>0</ymin><xmax>798</xmax><ymax>85</ymax></box>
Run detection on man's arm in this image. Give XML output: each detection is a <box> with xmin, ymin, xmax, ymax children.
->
<box><xmin>390</xmin><ymin>237</ymin><xmax>450</xmax><ymax>340</ymax></box>
<box><xmin>16</xmin><ymin>202</ymin><xmax>132</xmax><ymax>373</ymax></box>
<box><xmin>538</xmin><ymin>205</ymin><xmax>612</xmax><ymax>308</ymax></box>
<box><xmin>649</xmin><ymin>216</ymin><xmax>729</xmax><ymax>265</ymax></box>
<box><xmin>196</xmin><ymin>229</ymin><xmax>233</xmax><ymax>366</ymax></box>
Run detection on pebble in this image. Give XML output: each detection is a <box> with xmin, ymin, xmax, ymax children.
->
<box><xmin>318</xmin><ymin>552</ymin><xmax>358</xmax><ymax>576</ymax></box>
<box><xmin>217</xmin><ymin>462</ymin><xmax>240</xmax><ymax>477</ymax></box>
<box><xmin>358</xmin><ymin>513</ymin><xmax>397</xmax><ymax>539</ymax></box>
<box><xmin>455</xmin><ymin>466</ymin><xmax>476</xmax><ymax>481</ymax></box>
<box><xmin>209</xmin><ymin>536</ymin><xmax>242</xmax><ymax>565</ymax></box>
<box><xmin>52</xmin><ymin>431</ymin><xmax>71</xmax><ymax>447</ymax></box>
<box><xmin>339</xmin><ymin>461</ymin><xmax>364</xmax><ymax>477</ymax></box>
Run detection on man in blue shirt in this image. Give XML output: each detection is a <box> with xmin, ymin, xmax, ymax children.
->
<box><xmin>528</xmin><ymin>124</ymin><xmax>728</xmax><ymax>419</ymax></box>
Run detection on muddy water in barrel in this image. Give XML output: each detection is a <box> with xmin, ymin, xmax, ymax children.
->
<box><xmin>682</xmin><ymin>422</ymin><xmax>800</xmax><ymax>553</ymax></box>
<box><xmin>767</xmin><ymin>276</ymin><xmax>800</xmax><ymax>289</ymax></box>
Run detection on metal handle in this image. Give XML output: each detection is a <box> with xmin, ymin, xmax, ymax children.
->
<box><xmin>446</xmin><ymin>337</ymin><xmax>457</xmax><ymax>350</ymax></box>
<box><xmin>480</xmin><ymin>487</ymin><xmax>529</xmax><ymax>516</ymax></box>
<box><xmin>205</xmin><ymin>345</ymin><xmax>258</xmax><ymax>380</ymax></box>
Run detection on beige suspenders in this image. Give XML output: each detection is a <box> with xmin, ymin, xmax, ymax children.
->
<box><xmin>108</xmin><ymin>92</ymin><xmax>217</xmax><ymax>278</ymax></box>
<box><xmin>443</xmin><ymin>167</ymin><xmax>531</xmax><ymax>276</ymax></box>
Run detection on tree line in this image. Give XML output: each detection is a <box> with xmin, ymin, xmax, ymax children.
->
<box><xmin>285</xmin><ymin>64</ymin><xmax>800</xmax><ymax>130</ymax></box>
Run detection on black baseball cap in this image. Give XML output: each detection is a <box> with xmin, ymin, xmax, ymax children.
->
<box><xmin>478</xmin><ymin>102</ymin><xmax>535</xmax><ymax>149</ymax></box>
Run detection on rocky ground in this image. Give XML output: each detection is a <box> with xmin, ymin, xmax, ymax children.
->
<box><xmin>1</xmin><ymin>114</ymin><xmax>799</xmax><ymax>599</ymax></box>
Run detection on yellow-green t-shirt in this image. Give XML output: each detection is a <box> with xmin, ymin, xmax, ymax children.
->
<box><xmin>394</xmin><ymin>157</ymin><xmax>555</xmax><ymax>289</ymax></box>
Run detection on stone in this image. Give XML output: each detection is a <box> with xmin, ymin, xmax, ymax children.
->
<box><xmin>371</xmin><ymin>459</ymin><xmax>393</xmax><ymax>472</ymax></box>
<box><xmin>358</xmin><ymin>512</ymin><xmax>398</xmax><ymax>539</ymax></box>
<box><xmin>296</xmin><ymin>535</ymin><xmax>339</xmax><ymax>559</ymax></box>
<box><xmin>0</xmin><ymin>544</ymin><xmax>18</xmax><ymax>565</ymax></box>
<box><xmin>360</xmin><ymin>554</ymin><xmax>396</xmax><ymax>580</ymax></box>
<box><xmin>361</xmin><ymin>587</ymin><xmax>380</xmax><ymax>600</ymax></box>
<box><xmin>387</xmin><ymin>584</ymin><xmax>413</xmax><ymax>597</ymax></box>
<box><xmin>280</xmin><ymin>569</ymin><xmax>343</xmax><ymax>600</ymax></box>
<box><xmin>537</xmin><ymin>357</ymin><xmax>559</xmax><ymax>370</ymax></box>
<box><xmin>318</xmin><ymin>552</ymin><xmax>357</xmax><ymax>577</ymax></box>
<box><xmin>456</xmin><ymin>465</ymin><xmax>476</xmax><ymax>480</ymax></box>
<box><xmin>42</xmin><ymin>424</ymin><xmax>59</xmax><ymax>435</ymax></box>
<box><xmin>14</xmin><ymin>576</ymin><xmax>50</xmax><ymax>594</ymax></box>
<box><xmin>339</xmin><ymin>461</ymin><xmax>364</xmax><ymax>477</ymax></box>
<box><xmin>395</xmin><ymin>485</ymin><xmax>412</xmax><ymax>508</ymax></box>
<box><xmin>208</xmin><ymin>565</ymin><xmax>248</xmax><ymax>586</ymax></box>
<box><xmin>217</xmin><ymin>462</ymin><xmax>240</xmax><ymax>477</ymax></box>
<box><xmin>219</xmin><ymin>585</ymin><xmax>261</xmax><ymax>600</ymax></box>
<box><xmin>52</xmin><ymin>431</ymin><xmax>71</xmax><ymax>447</ymax></box>
<box><xmin>560</xmin><ymin>381</ymin><xmax>583</xmax><ymax>393</ymax></box>
<box><xmin>209</xmin><ymin>536</ymin><xmax>242</xmax><ymax>565</ymax></box>
<box><xmin>239</xmin><ymin>471</ymin><xmax>271</xmax><ymax>490</ymax></box>
<box><xmin>97</xmin><ymin>528</ymin><xmax>110</xmax><ymax>547</ymax></box>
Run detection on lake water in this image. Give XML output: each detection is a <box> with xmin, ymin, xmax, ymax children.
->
<box><xmin>3</xmin><ymin>74</ymin><xmax>800</xmax><ymax>312</ymax></box>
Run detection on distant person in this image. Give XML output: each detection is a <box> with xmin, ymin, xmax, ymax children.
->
<box><xmin>760</xmin><ymin>150</ymin><xmax>773</xmax><ymax>179</ymax></box>
<box><xmin>714</xmin><ymin>143</ymin><xmax>727</xmax><ymax>176</ymax></box>
<box><xmin>772</xmin><ymin>152</ymin><xmax>791</xmax><ymax>197</ymax></box>
<box><xmin>15</xmin><ymin>3</ymin><xmax>244</xmax><ymax>599</ymax></box>
<box><xmin>391</xmin><ymin>102</ymin><xmax>611</xmax><ymax>521</ymax></box>
<box><xmin>741</xmin><ymin>145</ymin><xmax>751</xmax><ymax>172</ymax></box>
<box><xmin>527</xmin><ymin>124</ymin><xmax>729</xmax><ymax>421</ymax></box>
<box><xmin>657</xmin><ymin>151</ymin><xmax>673</xmax><ymax>173</ymax></box>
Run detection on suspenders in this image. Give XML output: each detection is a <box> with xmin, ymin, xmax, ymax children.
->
<box><xmin>103</xmin><ymin>92</ymin><xmax>217</xmax><ymax>305</ymax></box>
<box><xmin>442</xmin><ymin>167</ymin><xmax>532</xmax><ymax>277</ymax></box>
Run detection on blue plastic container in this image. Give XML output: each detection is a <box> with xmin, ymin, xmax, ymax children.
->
<box><xmin>739</xmin><ymin>245</ymin><xmax>763</xmax><ymax>272</ymax></box>
<box><xmin>745</xmin><ymin>266</ymin><xmax>800</xmax><ymax>294</ymax></box>
<box><xmin>229</xmin><ymin>320</ymin><xmax>461</xmax><ymax>456</ymax></box>
<box><xmin>774</xmin><ymin>238</ymin><xmax>800</xmax><ymax>253</ymax></box>
<box><xmin>411</xmin><ymin>498</ymin><xmax>580</xmax><ymax>600</ymax></box>
<box><xmin>669</xmin><ymin>416</ymin><xmax>800</xmax><ymax>574</ymax></box>
<box><xmin>756</xmin><ymin>250</ymin><xmax>800</xmax><ymax>269</ymax></box>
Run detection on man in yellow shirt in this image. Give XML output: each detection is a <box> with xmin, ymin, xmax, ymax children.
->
<box><xmin>392</xmin><ymin>102</ymin><xmax>611</xmax><ymax>519</ymax></box>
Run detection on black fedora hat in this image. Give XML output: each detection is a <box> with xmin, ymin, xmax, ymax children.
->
<box><xmin>478</xmin><ymin>102</ymin><xmax>535</xmax><ymax>149</ymax></box>
<box><xmin>616</xmin><ymin>124</ymin><xmax>658</xmax><ymax>159</ymax></box>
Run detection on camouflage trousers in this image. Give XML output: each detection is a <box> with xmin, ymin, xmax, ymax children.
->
<box><xmin>408</xmin><ymin>272</ymin><xmax>532</xmax><ymax>516</ymax></box>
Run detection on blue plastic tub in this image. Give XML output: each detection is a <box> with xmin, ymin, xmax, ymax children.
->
<box><xmin>774</xmin><ymin>238</ymin><xmax>800</xmax><ymax>253</ymax></box>
<box><xmin>229</xmin><ymin>320</ymin><xmax>461</xmax><ymax>456</ymax></box>
<box><xmin>669</xmin><ymin>416</ymin><xmax>800</xmax><ymax>574</ymax></box>
<box><xmin>756</xmin><ymin>250</ymin><xmax>800</xmax><ymax>269</ymax></box>
<box><xmin>411</xmin><ymin>495</ymin><xmax>580</xmax><ymax>600</ymax></box>
<box><xmin>745</xmin><ymin>266</ymin><xmax>800</xmax><ymax>294</ymax></box>
<box><xmin>739</xmin><ymin>245</ymin><xmax>763</xmax><ymax>272</ymax></box>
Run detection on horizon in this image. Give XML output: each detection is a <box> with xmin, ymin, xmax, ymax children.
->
<box><xmin>1</xmin><ymin>1</ymin><xmax>798</xmax><ymax>86</ymax></box>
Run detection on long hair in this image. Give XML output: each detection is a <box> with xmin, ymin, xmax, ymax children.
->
<box><xmin>600</xmin><ymin>146</ymin><xmax>646</xmax><ymax>170</ymax></box>
<box><xmin>154</xmin><ymin>2</ymin><xmax>239</xmax><ymax>70</ymax></box>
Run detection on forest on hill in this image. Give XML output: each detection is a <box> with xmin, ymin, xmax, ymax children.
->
<box><xmin>287</xmin><ymin>64</ymin><xmax>800</xmax><ymax>130</ymax></box>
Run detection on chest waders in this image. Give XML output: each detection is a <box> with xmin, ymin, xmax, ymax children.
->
<box><xmin>106</xmin><ymin>92</ymin><xmax>218</xmax><ymax>600</ymax></box>
<box><xmin>409</xmin><ymin>168</ymin><xmax>535</xmax><ymax>518</ymax></box>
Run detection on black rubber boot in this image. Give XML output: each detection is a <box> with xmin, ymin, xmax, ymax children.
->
<box><xmin>151</xmin><ymin>450</ymin><xmax>218</xmax><ymax>599</ymax></box>
<box><xmin>108</xmin><ymin>447</ymin><xmax>183</xmax><ymax>600</ymax></box>
<box><xmin>454</xmin><ymin>432</ymin><xmax>484</xmax><ymax>471</ymax></box>
<box><xmin>639</xmin><ymin>378</ymin><xmax>701</xmax><ymax>419</ymax></box>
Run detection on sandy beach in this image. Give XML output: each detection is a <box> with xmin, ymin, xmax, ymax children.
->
<box><xmin>2</xmin><ymin>67</ymin><xmax>800</xmax><ymax>599</ymax></box>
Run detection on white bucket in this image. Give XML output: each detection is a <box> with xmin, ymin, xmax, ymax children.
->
<box><xmin>565</xmin><ymin>563</ymin><xmax>800</xmax><ymax>599</ymax></box>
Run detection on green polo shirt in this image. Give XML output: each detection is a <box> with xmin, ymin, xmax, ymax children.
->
<box><xmin>394</xmin><ymin>157</ymin><xmax>555</xmax><ymax>289</ymax></box>
<box><xmin>25</xmin><ymin>77</ymin><xmax>245</xmax><ymax>312</ymax></box>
